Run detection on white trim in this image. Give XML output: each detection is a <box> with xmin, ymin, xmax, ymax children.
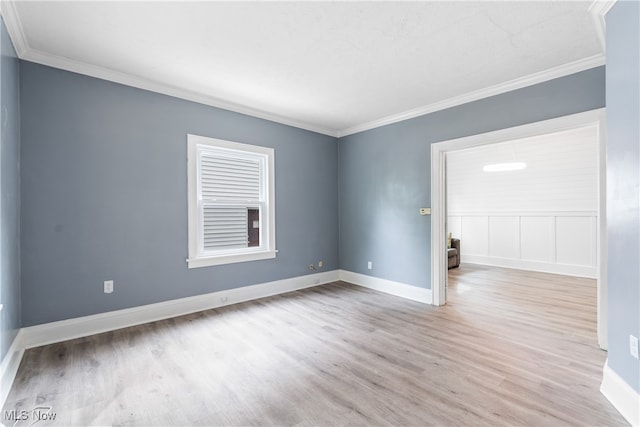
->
<box><xmin>19</xmin><ymin>270</ymin><xmax>339</xmax><ymax>350</ymax></box>
<box><xmin>0</xmin><ymin>0</ymin><xmax>28</xmax><ymax>57</ymax></box>
<box><xmin>20</xmin><ymin>47</ymin><xmax>338</xmax><ymax>137</ymax></box>
<box><xmin>337</xmin><ymin>55</ymin><xmax>605</xmax><ymax>137</ymax></box>
<box><xmin>589</xmin><ymin>0</ymin><xmax>619</xmax><ymax>52</ymax></box>
<box><xmin>1</xmin><ymin>330</ymin><xmax>25</xmax><ymax>408</ymax></box>
<box><xmin>601</xmin><ymin>360</ymin><xmax>640</xmax><ymax>427</ymax></box>
<box><xmin>431</xmin><ymin>145</ymin><xmax>447</xmax><ymax>306</ymax></box>
<box><xmin>447</xmin><ymin>210</ymin><xmax>600</xmax><ymax>280</ymax></box>
<box><xmin>339</xmin><ymin>270</ymin><xmax>432</xmax><ymax>304</ymax></box>
<box><xmin>448</xmin><ymin>210</ymin><xmax>598</xmax><ymax>217</ymax></box>
<box><xmin>1</xmin><ymin>270</ymin><xmax>339</xmax><ymax>407</ymax></box>
<box><xmin>2</xmin><ymin>0</ymin><xmax>605</xmax><ymax>139</ymax></box>
<box><xmin>596</xmin><ymin>112</ymin><xmax>608</xmax><ymax>350</ymax></box>
<box><xmin>462</xmin><ymin>257</ymin><xmax>597</xmax><ymax>279</ymax></box>
<box><xmin>187</xmin><ymin>250</ymin><xmax>277</xmax><ymax>268</ymax></box>
<box><xmin>2</xmin><ymin>269</ymin><xmax>437</xmax><ymax>407</ymax></box>
<box><xmin>19</xmin><ymin>45</ymin><xmax>604</xmax><ymax>139</ymax></box>
<box><xmin>430</xmin><ymin>109</ymin><xmax>607</xmax><ymax>344</ymax></box>
<box><xmin>187</xmin><ymin>134</ymin><xmax>277</xmax><ymax>268</ymax></box>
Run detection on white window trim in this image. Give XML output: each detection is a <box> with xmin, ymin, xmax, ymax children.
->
<box><xmin>187</xmin><ymin>134</ymin><xmax>276</xmax><ymax>268</ymax></box>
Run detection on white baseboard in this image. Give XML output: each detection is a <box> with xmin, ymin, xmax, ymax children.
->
<box><xmin>3</xmin><ymin>268</ymin><xmax>431</xmax><ymax>408</ymax></box>
<box><xmin>1</xmin><ymin>270</ymin><xmax>339</xmax><ymax>408</ymax></box>
<box><xmin>20</xmin><ymin>270</ymin><xmax>340</xmax><ymax>350</ymax></box>
<box><xmin>462</xmin><ymin>255</ymin><xmax>597</xmax><ymax>279</ymax></box>
<box><xmin>339</xmin><ymin>270</ymin><xmax>432</xmax><ymax>304</ymax></box>
<box><xmin>1</xmin><ymin>330</ymin><xmax>25</xmax><ymax>408</ymax></box>
<box><xmin>601</xmin><ymin>359</ymin><xmax>640</xmax><ymax>427</ymax></box>
<box><xmin>8</xmin><ymin>269</ymin><xmax>634</xmax><ymax>427</ymax></box>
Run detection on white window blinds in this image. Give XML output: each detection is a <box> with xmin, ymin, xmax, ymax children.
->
<box><xmin>202</xmin><ymin>205</ymin><xmax>249</xmax><ymax>250</ymax></box>
<box><xmin>199</xmin><ymin>151</ymin><xmax>263</xmax><ymax>253</ymax></box>
<box><xmin>200</xmin><ymin>154</ymin><xmax>261</xmax><ymax>201</ymax></box>
<box><xmin>187</xmin><ymin>134</ymin><xmax>275</xmax><ymax>268</ymax></box>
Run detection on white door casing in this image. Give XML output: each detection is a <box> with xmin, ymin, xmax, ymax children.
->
<box><xmin>430</xmin><ymin>108</ymin><xmax>607</xmax><ymax>350</ymax></box>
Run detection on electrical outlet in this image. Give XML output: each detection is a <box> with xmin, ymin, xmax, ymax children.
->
<box><xmin>104</xmin><ymin>280</ymin><xmax>114</xmax><ymax>294</ymax></box>
<box><xmin>318</xmin><ymin>261</ymin><xmax>323</xmax><ymax>268</ymax></box>
<box><xmin>630</xmin><ymin>335</ymin><xmax>639</xmax><ymax>359</ymax></box>
<box><xmin>367</xmin><ymin>261</ymin><xmax>373</xmax><ymax>270</ymax></box>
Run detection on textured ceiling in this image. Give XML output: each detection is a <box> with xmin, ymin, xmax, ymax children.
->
<box><xmin>3</xmin><ymin>1</ymin><xmax>604</xmax><ymax>136</ymax></box>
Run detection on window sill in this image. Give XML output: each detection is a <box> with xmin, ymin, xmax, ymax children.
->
<box><xmin>187</xmin><ymin>250</ymin><xmax>277</xmax><ymax>268</ymax></box>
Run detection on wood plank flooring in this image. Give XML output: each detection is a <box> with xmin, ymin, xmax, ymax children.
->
<box><xmin>3</xmin><ymin>265</ymin><xmax>628</xmax><ymax>426</ymax></box>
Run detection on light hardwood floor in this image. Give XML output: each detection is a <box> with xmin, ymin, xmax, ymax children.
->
<box><xmin>3</xmin><ymin>265</ymin><xmax>628</xmax><ymax>426</ymax></box>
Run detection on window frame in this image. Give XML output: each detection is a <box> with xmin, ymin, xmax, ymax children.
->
<box><xmin>187</xmin><ymin>134</ymin><xmax>276</xmax><ymax>268</ymax></box>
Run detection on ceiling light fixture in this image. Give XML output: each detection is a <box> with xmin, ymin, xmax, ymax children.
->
<box><xmin>482</xmin><ymin>162</ymin><xmax>527</xmax><ymax>172</ymax></box>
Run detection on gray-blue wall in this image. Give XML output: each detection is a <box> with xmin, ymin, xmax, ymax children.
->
<box><xmin>0</xmin><ymin>18</ymin><xmax>21</xmax><ymax>361</ymax></box>
<box><xmin>606</xmin><ymin>0</ymin><xmax>640</xmax><ymax>393</ymax></box>
<box><xmin>20</xmin><ymin>62</ymin><xmax>338</xmax><ymax>326</ymax></box>
<box><xmin>338</xmin><ymin>67</ymin><xmax>605</xmax><ymax>289</ymax></box>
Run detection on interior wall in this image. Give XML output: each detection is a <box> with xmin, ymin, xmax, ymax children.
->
<box><xmin>0</xmin><ymin>17</ymin><xmax>21</xmax><ymax>361</ymax></box>
<box><xmin>20</xmin><ymin>61</ymin><xmax>339</xmax><ymax>327</ymax></box>
<box><xmin>446</xmin><ymin>126</ymin><xmax>599</xmax><ymax>277</ymax></box>
<box><xmin>605</xmin><ymin>0</ymin><xmax>640</xmax><ymax>393</ymax></box>
<box><xmin>338</xmin><ymin>66</ymin><xmax>605</xmax><ymax>290</ymax></box>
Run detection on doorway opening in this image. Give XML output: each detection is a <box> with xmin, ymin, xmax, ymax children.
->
<box><xmin>430</xmin><ymin>108</ymin><xmax>607</xmax><ymax>349</ymax></box>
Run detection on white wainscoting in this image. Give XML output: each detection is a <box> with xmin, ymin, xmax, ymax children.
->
<box><xmin>448</xmin><ymin>211</ymin><xmax>597</xmax><ymax>278</ymax></box>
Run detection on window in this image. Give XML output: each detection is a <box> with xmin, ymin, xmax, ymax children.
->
<box><xmin>187</xmin><ymin>134</ymin><xmax>276</xmax><ymax>268</ymax></box>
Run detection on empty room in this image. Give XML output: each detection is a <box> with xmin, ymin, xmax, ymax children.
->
<box><xmin>1</xmin><ymin>1</ymin><xmax>638</xmax><ymax>426</ymax></box>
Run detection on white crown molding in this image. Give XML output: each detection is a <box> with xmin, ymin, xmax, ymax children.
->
<box><xmin>2</xmin><ymin>0</ymin><xmax>607</xmax><ymax>140</ymax></box>
<box><xmin>589</xmin><ymin>0</ymin><xmax>618</xmax><ymax>52</ymax></box>
<box><xmin>1</xmin><ymin>0</ymin><xmax>28</xmax><ymax>57</ymax></box>
<box><xmin>1</xmin><ymin>3</ymin><xmax>337</xmax><ymax>137</ymax></box>
<box><xmin>601</xmin><ymin>359</ymin><xmax>640</xmax><ymax>427</ymax></box>
<box><xmin>20</xmin><ymin>48</ymin><xmax>338</xmax><ymax>137</ymax></box>
<box><xmin>589</xmin><ymin>0</ymin><xmax>618</xmax><ymax>16</ymax></box>
<box><xmin>339</xmin><ymin>270</ymin><xmax>432</xmax><ymax>304</ymax></box>
<box><xmin>337</xmin><ymin>54</ymin><xmax>605</xmax><ymax>137</ymax></box>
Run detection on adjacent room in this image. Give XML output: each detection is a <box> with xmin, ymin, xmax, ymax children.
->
<box><xmin>443</xmin><ymin>125</ymin><xmax>603</xmax><ymax>325</ymax></box>
<box><xmin>1</xmin><ymin>1</ymin><xmax>638</xmax><ymax>426</ymax></box>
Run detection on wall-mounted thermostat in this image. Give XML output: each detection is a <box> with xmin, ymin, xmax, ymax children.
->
<box><xmin>419</xmin><ymin>208</ymin><xmax>431</xmax><ymax>215</ymax></box>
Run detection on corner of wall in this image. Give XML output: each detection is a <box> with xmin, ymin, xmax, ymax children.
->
<box><xmin>0</xmin><ymin>331</ymin><xmax>24</xmax><ymax>408</ymax></box>
<box><xmin>601</xmin><ymin>360</ymin><xmax>640</xmax><ymax>427</ymax></box>
<box><xmin>0</xmin><ymin>9</ymin><xmax>23</xmax><ymax>365</ymax></box>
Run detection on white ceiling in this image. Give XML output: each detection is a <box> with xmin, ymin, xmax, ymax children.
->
<box><xmin>446</xmin><ymin>125</ymin><xmax>598</xmax><ymax>213</ymax></box>
<box><xmin>2</xmin><ymin>1</ymin><xmax>605</xmax><ymax>137</ymax></box>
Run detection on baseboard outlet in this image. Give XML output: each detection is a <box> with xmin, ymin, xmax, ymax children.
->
<box><xmin>601</xmin><ymin>359</ymin><xmax>640</xmax><ymax>427</ymax></box>
<box><xmin>0</xmin><ymin>330</ymin><xmax>25</xmax><ymax>408</ymax></box>
<box><xmin>462</xmin><ymin>255</ymin><xmax>597</xmax><ymax>279</ymax></box>
<box><xmin>339</xmin><ymin>270</ymin><xmax>432</xmax><ymax>304</ymax></box>
<box><xmin>20</xmin><ymin>270</ymin><xmax>339</xmax><ymax>350</ymax></box>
